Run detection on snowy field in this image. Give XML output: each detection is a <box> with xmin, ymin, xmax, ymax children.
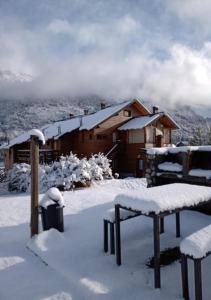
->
<box><xmin>1</xmin><ymin>178</ymin><xmax>211</xmax><ymax>299</ymax></box>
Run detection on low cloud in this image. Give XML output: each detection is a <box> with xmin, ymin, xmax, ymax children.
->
<box><xmin>1</xmin><ymin>1</ymin><xmax>211</xmax><ymax>108</ymax></box>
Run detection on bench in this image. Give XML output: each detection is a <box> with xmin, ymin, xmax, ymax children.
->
<box><xmin>103</xmin><ymin>208</ymin><xmax>141</xmax><ymax>254</ymax></box>
<box><xmin>180</xmin><ymin>224</ymin><xmax>211</xmax><ymax>300</ymax></box>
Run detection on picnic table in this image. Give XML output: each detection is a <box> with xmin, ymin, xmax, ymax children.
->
<box><xmin>114</xmin><ymin>183</ymin><xmax>211</xmax><ymax>289</ymax></box>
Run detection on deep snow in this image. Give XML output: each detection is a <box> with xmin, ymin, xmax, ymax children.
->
<box><xmin>1</xmin><ymin>178</ymin><xmax>211</xmax><ymax>299</ymax></box>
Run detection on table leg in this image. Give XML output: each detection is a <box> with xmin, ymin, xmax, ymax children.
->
<box><xmin>104</xmin><ymin>220</ymin><xmax>108</xmax><ymax>253</ymax></box>
<box><xmin>160</xmin><ymin>217</ymin><xmax>164</xmax><ymax>234</ymax></box>
<box><xmin>194</xmin><ymin>259</ymin><xmax>202</xmax><ymax>300</ymax></box>
<box><xmin>115</xmin><ymin>204</ymin><xmax>121</xmax><ymax>265</ymax></box>
<box><xmin>176</xmin><ymin>212</ymin><xmax>180</xmax><ymax>238</ymax></box>
<box><xmin>153</xmin><ymin>214</ymin><xmax>161</xmax><ymax>288</ymax></box>
<box><xmin>181</xmin><ymin>254</ymin><xmax>189</xmax><ymax>300</ymax></box>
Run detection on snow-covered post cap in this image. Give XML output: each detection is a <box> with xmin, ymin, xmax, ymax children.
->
<box><xmin>29</xmin><ymin>129</ymin><xmax>45</xmax><ymax>145</ymax></box>
<box><xmin>40</xmin><ymin>187</ymin><xmax>64</xmax><ymax>209</ymax></box>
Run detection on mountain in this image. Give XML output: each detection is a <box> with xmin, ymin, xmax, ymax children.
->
<box><xmin>0</xmin><ymin>97</ymin><xmax>209</xmax><ymax>145</ymax></box>
<box><xmin>0</xmin><ymin>70</ymin><xmax>32</xmax><ymax>83</ymax></box>
<box><xmin>0</xmin><ymin>69</ymin><xmax>209</xmax><ymax>145</ymax></box>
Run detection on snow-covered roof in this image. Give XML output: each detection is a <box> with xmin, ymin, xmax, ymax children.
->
<box><xmin>42</xmin><ymin>117</ymin><xmax>81</xmax><ymax>140</ymax></box>
<box><xmin>118</xmin><ymin>112</ymin><xmax>179</xmax><ymax>131</ymax></box>
<box><xmin>80</xmin><ymin>100</ymin><xmax>141</xmax><ymax>130</ymax></box>
<box><xmin>1</xmin><ymin>99</ymin><xmax>151</xmax><ymax>149</ymax></box>
<box><xmin>118</xmin><ymin>114</ymin><xmax>160</xmax><ymax>130</ymax></box>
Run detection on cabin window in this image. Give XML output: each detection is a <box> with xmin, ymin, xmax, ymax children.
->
<box><xmin>164</xmin><ymin>128</ymin><xmax>170</xmax><ymax>144</ymax></box>
<box><xmin>128</xmin><ymin>129</ymin><xmax>144</xmax><ymax>143</ymax></box>
<box><xmin>146</xmin><ymin>126</ymin><xmax>154</xmax><ymax>143</ymax></box>
<box><xmin>97</xmin><ymin>134</ymin><xmax>107</xmax><ymax>140</ymax></box>
<box><xmin>124</xmin><ymin>110</ymin><xmax>131</xmax><ymax>117</ymax></box>
<box><xmin>112</xmin><ymin>132</ymin><xmax>116</xmax><ymax>143</ymax></box>
<box><xmin>139</xmin><ymin>159</ymin><xmax>144</xmax><ymax>170</ymax></box>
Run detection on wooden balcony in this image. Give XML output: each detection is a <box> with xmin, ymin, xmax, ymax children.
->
<box><xmin>15</xmin><ymin>149</ymin><xmax>60</xmax><ymax>164</ymax></box>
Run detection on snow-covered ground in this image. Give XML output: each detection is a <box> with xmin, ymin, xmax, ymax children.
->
<box><xmin>1</xmin><ymin>178</ymin><xmax>211</xmax><ymax>299</ymax></box>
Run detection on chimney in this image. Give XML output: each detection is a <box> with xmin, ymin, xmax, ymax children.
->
<box><xmin>152</xmin><ymin>105</ymin><xmax>159</xmax><ymax>114</ymax></box>
<box><xmin>84</xmin><ymin>108</ymin><xmax>89</xmax><ymax>115</ymax></box>
<box><xmin>101</xmin><ymin>103</ymin><xmax>106</xmax><ymax>110</ymax></box>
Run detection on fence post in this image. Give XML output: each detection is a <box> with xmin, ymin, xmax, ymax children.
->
<box><xmin>30</xmin><ymin>135</ymin><xmax>39</xmax><ymax>237</ymax></box>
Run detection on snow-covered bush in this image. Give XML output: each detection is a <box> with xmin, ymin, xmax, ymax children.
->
<box><xmin>7</xmin><ymin>152</ymin><xmax>113</xmax><ymax>193</ymax></box>
<box><xmin>8</xmin><ymin>163</ymin><xmax>31</xmax><ymax>192</ymax></box>
<box><xmin>89</xmin><ymin>153</ymin><xmax>113</xmax><ymax>180</ymax></box>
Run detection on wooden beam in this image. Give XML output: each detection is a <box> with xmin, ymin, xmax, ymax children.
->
<box><xmin>30</xmin><ymin>135</ymin><xmax>39</xmax><ymax>237</ymax></box>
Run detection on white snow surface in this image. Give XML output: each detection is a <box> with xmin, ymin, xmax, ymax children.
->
<box><xmin>180</xmin><ymin>224</ymin><xmax>211</xmax><ymax>258</ymax></box>
<box><xmin>40</xmin><ymin>187</ymin><xmax>64</xmax><ymax>209</ymax></box>
<box><xmin>158</xmin><ymin>162</ymin><xmax>183</xmax><ymax>172</ymax></box>
<box><xmin>114</xmin><ymin>183</ymin><xmax>211</xmax><ymax>214</ymax></box>
<box><xmin>147</xmin><ymin>145</ymin><xmax>211</xmax><ymax>155</ymax></box>
<box><xmin>118</xmin><ymin>114</ymin><xmax>160</xmax><ymax>130</ymax></box>
<box><xmin>2</xmin><ymin>178</ymin><xmax>211</xmax><ymax>299</ymax></box>
<box><xmin>189</xmin><ymin>169</ymin><xmax>211</xmax><ymax>179</ymax></box>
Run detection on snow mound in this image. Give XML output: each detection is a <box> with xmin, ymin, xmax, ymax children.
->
<box><xmin>27</xmin><ymin>228</ymin><xmax>64</xmax><ymax>253</ymax></box>
<box><xmin>180</xmin><ymin>224</ymin><xmax>211</xmax><ymax>258</ymax></box>
<box><xmin>40</xmin><ymin>187</ymin><xmax>64</xmax><ymax>209</ymax></box>
<box><xmin>158</xmin><ymin>162</ymin><xmax>183</xmax><ymax>172</ymax></box>
<box><xmin>29</xmin><ymin>129</ymin><xmax>45</xmax><ymax>145</ymax></box>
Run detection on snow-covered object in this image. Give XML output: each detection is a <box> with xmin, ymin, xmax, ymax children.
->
<box><xmin>114</xmin><ymin>183</ymin><xmax>211</xmax><ymax>214</ymax></box>
<box><xmin>104</xmin><ymin>208</ymin><xmax>137</xmax><ymax>222</ymax></box>
<box><xmin>189</xmin><ymin>169</ymin><xmax>211</xmax><ymax>179</ymax></box>
<box><xmin>8</xmin><ymin>163</ymin><xmax>31</xmax><ymax>192</ymax></box>
<box><xmin>7</xmin><ymin>152</ymin><xmax>113</xmax><ymax>193</ymax></box>
<box><xmin>147</xmin><ymin>145</ymin><xmax>211</xmax><ymax>155</ymax></box>
<box><xmin>118</xmin><ymin>114</ymin><xmax>160</xmax><ymax>130</ymax></box>
<box><xmin>158</xmin><ymin>162</ymin><xmax>183</xmax><ymax>172</ymax></box>
<box><xmin>29</xmin><ymin>129</ymin><xmax>45</xmax><ymax>145</ymax></box>
<box><xmin>40</xmin><ymin>187</ymin><xmax>64</xmax><ymax>209</ymax></box>
<box><xmin>180</xmin><ymin>224</ymin><xmax>211</xmax><ymax>258</ymax></box>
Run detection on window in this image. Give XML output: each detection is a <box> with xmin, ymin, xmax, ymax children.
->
<box><xmin>164</xmin><ymin>128</ymin><xmax>170</xmax><ymax>144</ymax></box>
<box><xmin>89</xmin><ymin>134</ymin><xmax>93</xmax><ymax>140</ymax></box>
<box><xmin>139</xmin><ymin>159</ymin><xmax>144</xmax><ymax>170</ymax></box>
<box><xmin>97</xmin><ymin>134</ymin><xmax>107</xmax><ymax>140</ymax></box>
<box><xmin>128</xmin><ymin>129</ymin><xmax>144</xmax><ymax>143</ymax></box>
<box><xmin>112</xmin><ymin>132</ymin><xmax>116</xmax><ymax>143</ymax></box>
<box><xmin>146</xmin><ymin>126</ymin><xmax>154</xmax><ymax>143</ymax></box>
<box><xmin>124</xmin><ymin>110</ymin><xmax>131</xmax><ymax>117</ymax></box>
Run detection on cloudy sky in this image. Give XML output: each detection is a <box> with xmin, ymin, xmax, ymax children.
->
<box><xmin>1</xmin><ymin>0</ymin><xmax>211</xmax><ymax>109</ymax></box>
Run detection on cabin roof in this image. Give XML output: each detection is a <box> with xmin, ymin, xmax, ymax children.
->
<box><xmin>118</xmin><ymin>112</ymin><xmax>179</xmax><ymax>131</ymax></box>
<box><xmin>0</xmin><ymin>99</ymin><xmax>178</xmax><ymax>150</ymax></box>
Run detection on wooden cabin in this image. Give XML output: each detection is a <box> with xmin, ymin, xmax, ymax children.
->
<box><xmin>1</xmin><ymin>99</ymin><xmax>179</xmax><ymax>176</ymax></box>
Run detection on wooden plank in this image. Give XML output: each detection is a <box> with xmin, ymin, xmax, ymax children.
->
<box><xmin>30</xmin><ymin>135</ymin><xmax>39</xmax><ymax>237</ymax></box>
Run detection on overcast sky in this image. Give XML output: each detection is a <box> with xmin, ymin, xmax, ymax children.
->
<box><xmin>1</xmin><ymin>0</ymin><xmax>211</xmax><ymax>108</ymax></box>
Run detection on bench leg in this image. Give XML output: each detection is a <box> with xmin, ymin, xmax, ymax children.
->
<box><xmin>160</xmin><ymin>217</ymin><xmax>164</xmax><ymax>234</ymax></box>
<box><xmin>176</xmin><ymin>212</ymin><xmax>180</xmax><ymax>238</ymax></box>
<box><xmin>194</xmin><ymin>259</ymin><xmax>202</xmax><ymax>300</ymax></box>
<box><xmin>104</xmin><ymin>220</ymin><xmax>108</xmax><ymax>253</ymax></box>
<box><xmin>181</xmin><ymin>254</ymin><xmax>189</xmax><ymax>300</ymax></box>
<box><xmin>110</xmin><ymin>222</ymin><xmax>115</xmax><ymax>255</ymax></box>
<box><xmin>115</xmin><ymin>204</ymin><xmax>121</xmax><ymax>266</ymax></box>
<box><xmin>153</xmin><ymin>214</ymin><xmax>161</xmax><ymax>288</ymax></box>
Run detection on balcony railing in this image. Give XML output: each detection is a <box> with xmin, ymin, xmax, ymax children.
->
<box><xmin>15</xmin><ymin>149</ymin><xmax>60</xmax><ymax>164</ymax></box>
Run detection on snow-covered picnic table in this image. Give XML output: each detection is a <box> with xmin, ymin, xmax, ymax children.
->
<box><xmin>113</xmin><ymin>183</ymin><xmax>211</xmax><ymax>289</ymax></box>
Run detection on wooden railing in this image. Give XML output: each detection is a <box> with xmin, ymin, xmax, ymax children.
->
<box><xmin>16</xmin><ymin>149</ymin><xmax>60</xmax><ymax>164</ymax></box>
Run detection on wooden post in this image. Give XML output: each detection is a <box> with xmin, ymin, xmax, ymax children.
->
<box><xmin>30</xmin><ymin>135</ymin><xmax>40</xmax><ymax>237</ymax></box>
<box><xmin>153</xmin><ymin>214</ymin><xmax>161</xmax><ymax>288</ymax></box>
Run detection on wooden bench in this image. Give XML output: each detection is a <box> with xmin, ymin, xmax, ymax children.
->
<box><xmin>180</xmin><ymin>224</ymin><xmax>211</xmax><ymax>300</ymax></box>
<box><xmin>103</xmin><ymin>208</ymin><xmax>141</xmax><ymax>254</ymax></box>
